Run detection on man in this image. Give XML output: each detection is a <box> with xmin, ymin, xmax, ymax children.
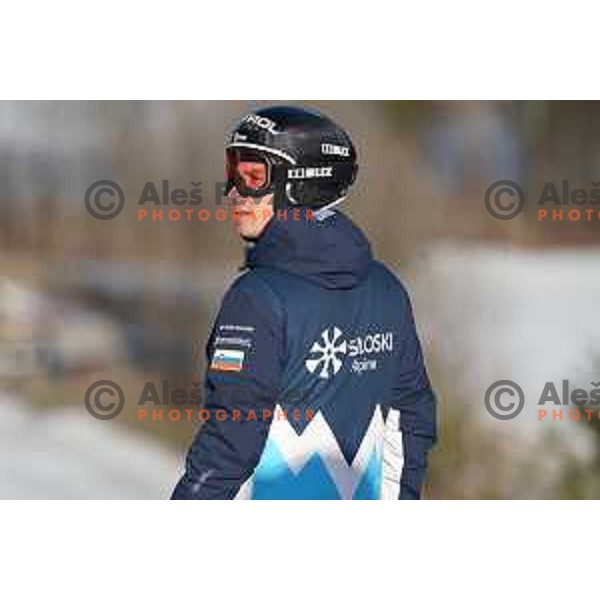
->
<box><xmin>171</xmin><ymin>105</ymin><xmax>436</xmax><ymax>500</ymax></box>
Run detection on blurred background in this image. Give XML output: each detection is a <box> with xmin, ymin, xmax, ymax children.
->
<box><xmin>1</xmin><ymin>100</ymin><xmax>600</xmax><ymax>499</ymax></box>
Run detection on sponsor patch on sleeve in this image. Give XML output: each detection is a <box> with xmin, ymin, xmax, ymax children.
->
<box><xmin>210</xmin><ymin>348</ymin><xmax>245</xmax><ymax>372</ymax></box>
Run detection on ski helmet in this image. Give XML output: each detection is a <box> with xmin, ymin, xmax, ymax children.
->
<box><xmin>225</xmin><ymin>105</ymin><xmax>358</xmax><ymax>210</ymax></box>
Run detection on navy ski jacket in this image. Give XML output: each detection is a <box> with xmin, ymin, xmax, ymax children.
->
<box><xmin>171</xmin><ymin>207</ymin><xmax>436</xmax><ymax>500</ymax></box>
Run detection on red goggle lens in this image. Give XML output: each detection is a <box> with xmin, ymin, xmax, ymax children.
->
<box><xmin>226</xmin><ymin>149</ymin><xmax>271</xmax><ymax>195</ymax></box>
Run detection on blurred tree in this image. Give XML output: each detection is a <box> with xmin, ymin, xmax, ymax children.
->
<box><xmin>552</xmin><ymin>364</ymin><xmax>600</xmax><ymax>499</ymax></box>
<box><xmin>423</xmin><ymin>357</ymin><xmax>514</xmax><ymax>499</ymax></box>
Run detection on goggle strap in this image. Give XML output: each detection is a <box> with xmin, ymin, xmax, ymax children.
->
<box><xmin>272</xmin><ymin>162</ymin><xmax>356</xmax><ymax>185</ymax></box>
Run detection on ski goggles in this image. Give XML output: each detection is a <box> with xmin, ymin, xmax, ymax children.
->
<box><xmin>225</xmin><ymin>146</ymin><xmax>358</xmax><ymax>198</ymax></box>
<box><xmin>225</xmin><ymin>147</ymin><xmax>281</xmax><ymax>198</ymax></box>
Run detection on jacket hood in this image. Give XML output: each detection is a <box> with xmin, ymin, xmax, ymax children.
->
<box><xmin>245</xmin><ymin>208</ymin><xmax>373</xmax><ymax>290</ymax></box>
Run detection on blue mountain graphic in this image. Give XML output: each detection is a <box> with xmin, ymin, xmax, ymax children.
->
<box><xmin>251</xmin><ymin>439</ymin><xmax>382</xmax><ymax>500</ymax></box>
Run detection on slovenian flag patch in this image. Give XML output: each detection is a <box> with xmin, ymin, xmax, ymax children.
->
<box><xmin>210</xmin><ymin>348</ymin><xmax>245</xmax><ymax>372</ymax></box>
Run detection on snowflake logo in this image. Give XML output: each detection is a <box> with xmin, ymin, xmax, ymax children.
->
<box><xmin>305</xmin><ymin>327</ymin><xmax>347</xmax><ymax>379</ymax></box>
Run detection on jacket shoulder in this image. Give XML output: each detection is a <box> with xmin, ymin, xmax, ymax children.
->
<box><xmin>370</xmin><ymin>260</ymin><xmax>411</xmax><ymax>302</ymax></box>
<box><xmin>222</xmin><ymin>269</ymin><xmax>285</xmax><ymax>321</ymax></box>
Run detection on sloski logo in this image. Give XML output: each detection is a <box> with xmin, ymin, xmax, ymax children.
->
<box><xmin>305</xmin><ymin>326</ymin><xmax>395</xmax><ymax>379</ymax></box>
<box><xmin>305</xmin><ymin>327</ymin><xmax>347</xmax><ymax>379</ymax></box>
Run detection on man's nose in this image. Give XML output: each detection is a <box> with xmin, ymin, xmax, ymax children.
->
<box><xmin>227</xmin><ymin>188</ymin><xmax>248</xmax><ymax>207</ymax></box>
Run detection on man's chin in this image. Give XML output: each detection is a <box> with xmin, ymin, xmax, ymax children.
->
<box><xmin>234</xmin><ymin>224</ymin><xmax>259</xmax><ymax>241</ymax></box>
<box><xmin>234</xmin><ymin>212</ymin><xmax>274</xmax><ymax>242</ymax></box>
<box><xmin>240</xmin><ymin>234</ymin><xmax>259</xmax><ymax>243</ymax></box>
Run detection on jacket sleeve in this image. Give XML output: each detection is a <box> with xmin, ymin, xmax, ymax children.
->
<box><xmin>392</xmin><ymin>284</ymin><xmax>437</xmax><ymax>500</ymax></box>
<box><xmin>171</xmin><ymin>273</ymin><xmax>285</xmax><ymax>500</ymax></box>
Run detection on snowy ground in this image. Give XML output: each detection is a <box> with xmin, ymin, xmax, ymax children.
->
<box><xmin>0</xmin><ymin>392</ymin><xmax>181</xmax><ymax>499</ymax></box>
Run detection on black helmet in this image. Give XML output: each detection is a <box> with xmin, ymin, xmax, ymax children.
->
<box><xmin>225</xmin><ymin>105</ymin><xmax>358</xmax><ymax>210</ymax></box>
